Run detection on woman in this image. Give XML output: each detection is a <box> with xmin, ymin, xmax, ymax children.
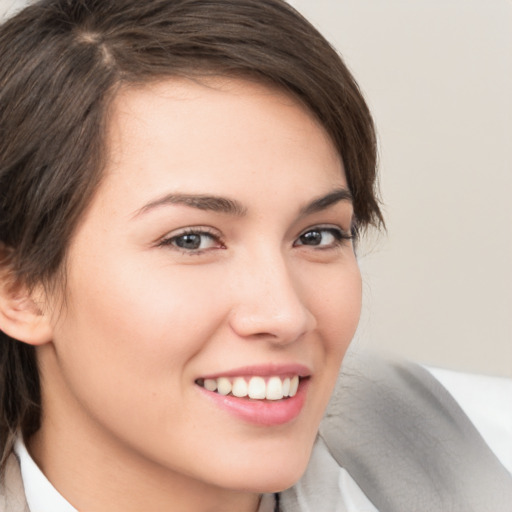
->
<box><xmin>0</xmin><ymin>1</ymin><xmax>509</xmax><ymax>511</ymax></box>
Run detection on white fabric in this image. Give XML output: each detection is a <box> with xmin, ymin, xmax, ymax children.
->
<box><xmin>14</xmin><ymin>434</ymin><xmax>275</xmax><ymax>512</ymax></box>
<box><xmin>280</xmin><ymin>437</ymin><xmax>378</xmax><ymax>512</ymax></box>
<box><xmin>14</xmin><ymin>433</ymin><xmax>275</xmax><ymax>512</ymax></box>
<box><xmin>426</xmin><ymin>367</ymin><xmax>512</xmax><ymax>474</ymax></box>
<box><xmin>13</xmin><ymin>437</ymin><xmax>77</xmax><ymax>512</ymax></box>
<box><xmin>13</xmin><ymin>435</ymin><xmax>375</xmax><ymax>512</ymax></box>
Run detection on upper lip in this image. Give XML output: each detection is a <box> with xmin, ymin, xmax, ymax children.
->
<box><xmin>198</xmin><ymin>363</ymin><xmax>311</xmax><ymax>380</ymax></box>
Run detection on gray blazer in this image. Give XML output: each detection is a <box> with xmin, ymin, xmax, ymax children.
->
<box><xmin>317</xmin><ymin>354</ymin><xmax>512</xmax><ymax>512</ymax></box>
<box><xmin>1</xmin><ymin>354</ymin><xmax>511</xmax><ymax>511</ymax></box>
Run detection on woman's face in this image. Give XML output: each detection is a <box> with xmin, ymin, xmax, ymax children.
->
<box><xmin>39</xmin><ymin>78</ymin><xmax>362</xmax><ymax>497</ymax></box>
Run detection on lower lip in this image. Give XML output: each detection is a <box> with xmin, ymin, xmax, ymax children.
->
<box><xmin>198</xmin><ymin>379</ymin><xmax>309</xmax><ymax>426</ymax></box>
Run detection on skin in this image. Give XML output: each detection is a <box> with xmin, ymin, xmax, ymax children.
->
<box><xmin>29</xmin><ymin>78</ymin><xmax>362</xmax><ymax>512</ymax></box>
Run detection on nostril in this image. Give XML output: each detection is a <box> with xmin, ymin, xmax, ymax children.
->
<box><xmin>228</xmin><ymin>309</ymin><xmax>314</xmax><ymax>345</ymax></box>
<box><xmin>227</xmin><ymin>264</ymin><xmax>316</xmax><ymax>342</ymax></box>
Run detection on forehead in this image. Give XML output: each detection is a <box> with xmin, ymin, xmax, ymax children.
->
<box><xmin>108</xmin><ymin>77</ymin><xmax>339</xmax><ymax>157</ymax></box>
<box><xmin>98</xmin><ymin>77</ymin><xmax>346</xmax><ymax>211</ymax></box>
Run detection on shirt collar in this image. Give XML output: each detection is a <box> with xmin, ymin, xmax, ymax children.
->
<box><xmin>14</xmin><ymin>435</ymin><xmax>276</xmax><ymax>512</ymax></box>
<box><xmin>14</xmin><ymin>436</ymin><xmax>78</xmax><ymax>512</ymax></box>
<box><xmin>13</xmin><ymin>436</ymin><xmax>374</xmax><ymax>512</ymax></box>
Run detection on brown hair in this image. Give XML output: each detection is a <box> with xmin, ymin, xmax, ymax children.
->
<box><xmin>0</xmin><ymin>0</ymin><xmax>383</xmax><ymax>464</ymax></box>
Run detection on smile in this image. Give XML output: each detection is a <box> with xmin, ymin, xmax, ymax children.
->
<box><xmin>196</xmin><ymin>375</ymin><xmax>300</xmax><ymax>400</ymax></box>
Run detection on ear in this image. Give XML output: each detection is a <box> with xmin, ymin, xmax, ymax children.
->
<box><xmin>0</xmin><ymin>278</ymin><xmax>54</xmax><ymax>346</ymax></box>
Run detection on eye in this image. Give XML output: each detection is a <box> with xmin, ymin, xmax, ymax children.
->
<box><xmin>159</xmin><ymin>228</ymin><xmax>224</xmax><ymax>253</ymax></box>
<box><xmin>294</xmin><ymin>226</ymin><xmax>352</xmax><ymax>248</ymax></box>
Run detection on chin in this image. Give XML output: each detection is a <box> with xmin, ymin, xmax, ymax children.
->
<box><xmin>226</xmin><ymin>466</ymin><xmax>309</xmax><ymax>495</ymax></box>
<box><xmin>252</xmin><ymin>466</ymin><xmax>309</xmax><ymax>494</ymax></box>
<box><xmin>212</xmin><ymin>438</ymin><xmax>314</xmax><ymax>494</ymax></box>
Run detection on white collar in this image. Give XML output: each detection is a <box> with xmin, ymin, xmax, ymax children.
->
<box><xmin>13</xmin><ymin>436</ymin><xmax>374</xmax><ymax>512</ymax></box>
<box><xmin>14</xmin><ymin>436</ymin><xmax>78</xmax><ymax>512</ymax></box>
<box><xmin>13</xmin><ymin>435</ymin><xmax>275</xmax><ymax>511</ymax></box>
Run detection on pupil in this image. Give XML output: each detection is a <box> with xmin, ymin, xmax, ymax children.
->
<box><xmin>301</xmin><ymin>231</ymin><xmax>321</xmax><ymax>245</ymax></box>
<box><xmin>176</xmin><ymin>234</ymin><xmax>201</xmax><ymax>249</ymax></box>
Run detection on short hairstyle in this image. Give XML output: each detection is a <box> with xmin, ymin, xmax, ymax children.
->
<box><xmin>0</xmin><ymin>0</ymin><xmax>383</xmax><ymax>463</ymax></box>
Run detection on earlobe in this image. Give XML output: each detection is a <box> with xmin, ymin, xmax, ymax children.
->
<box><xmin>0</xmin><ymin>280</ymin><xmax>53</xmax><ymax>346</ymax></box>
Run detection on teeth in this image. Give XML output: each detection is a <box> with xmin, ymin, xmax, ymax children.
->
<box><xmin>204</xmin><ymin>379</ymin><xmax>217</xmax><ymax>392</ymax></box>
<box><xmin>282</xmin><ymin>377</ymin><xmax>291</xmax><ymax>397</ymax></box>
<box><xmin>289</xmin><ymin>376</ymin><xmax>299</xmax><ymax>397</ymax></box>
<box><xmin>266</xmin><ymin>376</ymin><xmax>283</xmax><ymax>400</ymax></box>
<box><xmin>199</xmin><ymin>375</ymin><xmax>302</xmax><ymax>400</ymax></box>
<box><xmin>217</xmin><ymin>377</ymin><xmax>232</xmax><ymax>396</ymax></box>
<box><xmin>248</xmin><ymin>376</ymin><xmax>266</xmax><ymax>399</ymax></box>
<box><xmin>232</xmin><ymin>377</ymin><xmax>248</xmax><ymax>398</ymax></box>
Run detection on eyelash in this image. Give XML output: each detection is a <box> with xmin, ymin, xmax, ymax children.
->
<box><xmin>158</xmin><ymin>225</ymin><xmax>353</xmax><ymax>255</ymax></box>
<box><xmin>158</xmin><ymin>227</ymin><xmax>224</xmax><ymax>254</ymax></box>
<box><xmin>293</xmin><ymin>225</ymin><xmax>353</xmax><ymax>249</ymax></box>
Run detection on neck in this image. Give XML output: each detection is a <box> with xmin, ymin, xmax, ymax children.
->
<box><xmin>28</xmin><ymin>425</ymin><xmax>262</xmax><ymax>512</ymax></box>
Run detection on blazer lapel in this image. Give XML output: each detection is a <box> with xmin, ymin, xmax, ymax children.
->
<box><xmin>320</xmin><ymin>353</ymin><xmax>512</xmax><ymax>512</ymax></box>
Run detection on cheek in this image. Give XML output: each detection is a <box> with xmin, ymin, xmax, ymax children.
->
<box><xmin>52</xmin><ymin>252</ymin><xmax>227</xmax><ymax>408</ymax></box>
<box><xmin>307</xmin><ymin>260</ymin><xmax>362</xmax><ymax>351</ymax></box>
<box><xmin>48</xmin><ymin>260</ymin><xmax>231</xmax><ymax>455</ymax></box>
<box><xmin>64</xmin><ymin>248</ymin><xmax>225</xmax><ymax>347</ymax></box>
<box><xmin>300</xmin><ymin>259</ymin><xmax>362</xmax><ymax>401</ymax></box>
<box><xmin>307</xmin><ymin>260</ymin><xmax>362</xmax><ymax>421</ymax></box>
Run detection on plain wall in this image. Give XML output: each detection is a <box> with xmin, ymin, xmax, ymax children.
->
<box><xmin>0</xmin><ymin>0</ymin><xmax>24</xmax><ymax>18</ymax></box>
<box><xmin>291</xmin><ymin>0</ymin><xmax>512</xmax><ymax>377</ymax></box>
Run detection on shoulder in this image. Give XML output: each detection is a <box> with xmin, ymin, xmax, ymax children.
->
<box><xmin>319</xmin><ymin>352</ymin><xmax>512</xmax><ymax>512</ymax></box>
<box><xmin>0</xmin><ymin>450</ymin><xmax>29</xmax><ymax>512</ymax></box>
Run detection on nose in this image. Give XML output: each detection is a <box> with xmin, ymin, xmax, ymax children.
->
<box><xmin>228</xmin><ymin>252</ymin><xmax>316</xmax><ymax>344</ymax></box>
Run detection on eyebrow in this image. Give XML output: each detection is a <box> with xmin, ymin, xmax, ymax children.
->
<box><xmin>133</xmin><ymin>187</ymin><xmax>352</xmax><ymax>219</ymax></box>
<box><xmin>298</xmin><ymin>188</ymin><xmax>353</xmax><ymax>217</ymax></box>
<box><xmin>134</xmin><ymin>193</ymin><xmax>248</xmax><ymax>218</ymax></box>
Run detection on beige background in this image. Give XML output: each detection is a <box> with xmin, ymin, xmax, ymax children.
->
<box><xmin>291</xmin><ymin>0</ymin><xmax>512</xmax><ymax>377</ymax></box>
<box><xmin>2</xmin><ymin>0</ymin><xmax>511</xmax><ymax>377</ymax></box>
<box><xmin>0</xmin><ymin>0</ymin><xmax>24</xmax><ymax>18</ymax></box>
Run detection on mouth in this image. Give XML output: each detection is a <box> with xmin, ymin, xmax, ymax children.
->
<box><xmin>195</xmin><ymin>365</ymin><xmax>311</xmax><ymax>425</ymax></box>
<box><xmin>195</xmin><ymin>375</ymin><xmax>302</xmax><ymax>401</ymax></box>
